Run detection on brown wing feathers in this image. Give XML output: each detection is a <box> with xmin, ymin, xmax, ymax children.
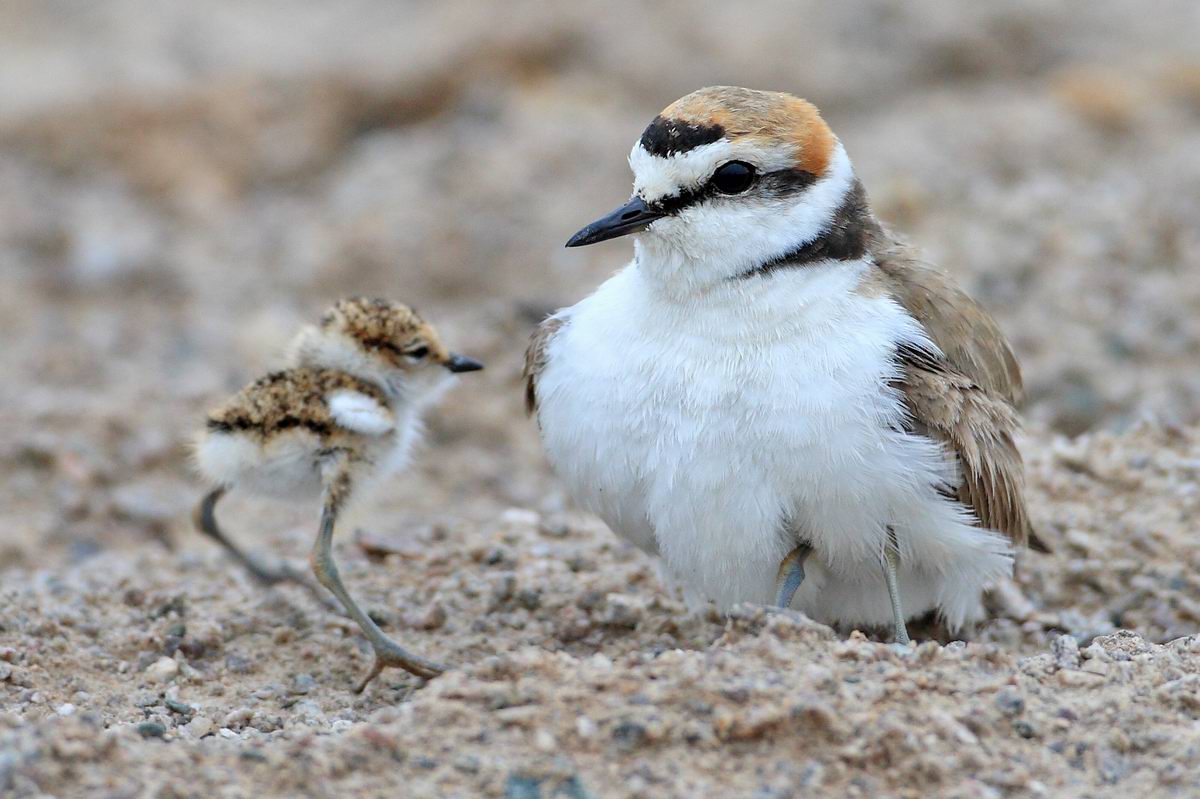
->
<box><xmin>523</xmin><ymin>316</ymin><xmax>565</xmax><ymax>416</ymax></box>
<box><xmin>892</xmin><ymin>341</ymin><xmax>1035</xmax><ymax>548</ymax></box>
<box><xmin>875</xmin><ymin>240</ymin><xmax>1044</xmax><ymax>551</ymax></box>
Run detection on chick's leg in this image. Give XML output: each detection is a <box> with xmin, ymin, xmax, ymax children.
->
<box><xmin>881</xmin><ymin>529</ymin><xmax>910</xmax><ymax>645</ymax></box>
<box><xmin>309</xmin><ymin>463</ymin><xmax>446</xmax><ymax>691</ymax></box>
<box><xmin>194</xmin><ymin>486</ymin><xmax>337</xmax><ymax>611</ymax></box>
<box><xmin>774</xmin><ymin>544</ymin><xmax>812</xmax><ymax>609</ymax></box>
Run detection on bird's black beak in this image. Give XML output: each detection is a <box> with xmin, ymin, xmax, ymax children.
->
<box><xmin>444</xmin><ymin>353</ymin><xmax>484</xmax><ymax>373</ymax></box>
<box><xmin>565</xmin><ymin>196</ymin><xmax>666</xmax><ymax>247</ymax></box>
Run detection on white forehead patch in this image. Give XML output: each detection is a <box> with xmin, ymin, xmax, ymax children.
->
<box><xmin>628</xmin><ymin>139</ymin><xmax>797</xmax><ymax>204</ymax></box>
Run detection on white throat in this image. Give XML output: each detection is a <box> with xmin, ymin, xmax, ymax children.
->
<box><xmin>633</xmin><ymin>141</ymin><xmax>856</xmax><ymax>297</ymax></box>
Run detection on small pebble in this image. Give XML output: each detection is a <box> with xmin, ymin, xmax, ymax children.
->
<box><xmin>291</xmin><ymin>673</ymin><xmax>317</xmax><ymax>694</ymax></box>
<box><xmin>223</xmin><ymin>707</ymin><xmax>254</xmax><ymax>729</ymax></box>
<box><xmin>611</xmin><ymin>720</ymin><xmax>648</xmax><ymax>752</ymax></box>
<box><xmin>575</xmin><ymin>590</ymin><xmax>605</xmax><ymax>611</ymax></box>
<box><xmin>454</xmin><ymin>754</ymin><xmax>482</xmax><ymax>774</ymax></box>
<box><xmin>184</xmin><ymin>716</ymin><xmax>214</xmax><ymax>739</ymax></box>
<box><xmin>145</xmin><ymin>656</ymin><xmax>179</xmax><ymax>683</ymax></box>
<box><xmin>489</xmin><ymin>574</ymin><xmax>517</xmax><ymax>609</ymax></box>
<box><xmin>292</xmin><ymin>700</ymin><xmax>324</xmax><ymax>724</ymax></box>
<box><xmin>538</xmin><ymin>520</ymin><xmax>570</xmax><ymax>538</ymax></box>
<box><xmin>1013</xmin><ymin>720</ymin><xmax>1039</xmax><ymax>739</ymax></box>
<box><xmin>484</xmin><ymin>547</ymin><xmax>513</xmax><ymax>566</ymax></box>
<box><xmin>501</xmin><ymin>508</ymin><xmax>540</xmax><ymax>526</ymax></box>
<box><xmin>516</xmin><ymin>589</ymin><xmax>542</xmax><ymax>611</ymax></box>
<box><xmin>601</xmin><ymin>595</ymin><xmax>644</xmax><ymax>628</ymax></box>
<box><xmin>576</xmin><ymin>717</ymin><xmax>597</xmax><ymax>739</ymax></box>
<box><xmin>504</xmin><ymin>774</ymin><xmax>543</xmax><ymax>799</ymax></box>
<box><xmin>56</xmin><ymin>703</ymin><xmax>76</xmax><ymax>717</ymax></box>
<box><xmin>995</xmin><ymin>688</ymin><xmax>1025</xmax><ymax>716</ymax></box>
<box><xmin>1050</xmin><ymin>636</ymin><xmax>1080</xmax><ymax>670</ymax></box>
<box><xmin>136</xmin><ymin>721</ymin><xmax>167</xmax><ymax>739</ymax></box>
<box><xmin>413</xmin><ymin>604</ymin><xmax>447</xmax><ymax>630</ymax></box>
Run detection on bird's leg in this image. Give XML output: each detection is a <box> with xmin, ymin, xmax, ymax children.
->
<box><xmin>774</xmin><ymin>544</ymin><xmax>812</xmax><ymax>608</ymax></box>
<box><xmin>193</xmin><ymin>486</ymin><xmax>339</xmax><ymax>612</ymax></box>
<box><xmin>308</xmin><ymin>462</ymin><xmax>447</xmax><ymax>692</ymax></box>
<box><xmin>881</xmin><ymin>528</ymin><xmax>910</xmax><ymax>645</ymax></box>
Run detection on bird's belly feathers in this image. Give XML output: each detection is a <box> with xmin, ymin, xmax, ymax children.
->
<box><xmin>194</xmin><ymin>420</ymin><xmax>418</xmax><ymax>502</ymax></box>
<box><xmin>536</xmin><ymin>265</ymin><xmax>1011</xmax><ymax>629</ymax></box>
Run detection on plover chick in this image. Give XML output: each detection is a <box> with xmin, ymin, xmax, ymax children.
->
<box><xmin>526</xmin><ymin>86</ymin><xmax>1045</xmax><ymax>644</ymax></box>
<box><xmin>194</xmin><ymin>297</ymin><xmax>482</xmax><ymax>690</ymax></box>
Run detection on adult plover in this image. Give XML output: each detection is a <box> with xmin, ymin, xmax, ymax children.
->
<box><xmin>526</xmin><ymin>86</ymin><xmax>1042</xmax><ymax>643</ymax></box>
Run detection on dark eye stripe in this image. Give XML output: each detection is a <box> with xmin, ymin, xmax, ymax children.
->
<box><xmin>648</xmin><ymin>166</ymin><xmax>820</xmax><ymax>215</ymax></box>
<box><xmin>360</xmin><ymin>338</ymin><xmax>406</xmax><ymax>356</ymax></box>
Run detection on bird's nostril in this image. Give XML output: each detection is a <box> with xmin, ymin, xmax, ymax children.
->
<box><xmin>621</xmin><ymin>210</ymin><xmax>640</xmax><ymax>221</ymax></box>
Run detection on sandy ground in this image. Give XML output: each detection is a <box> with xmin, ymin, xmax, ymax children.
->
<box><xmin>3</xmin><ymin>2</ymin><xmax>1200</xmax><ymax>796</ymax></box>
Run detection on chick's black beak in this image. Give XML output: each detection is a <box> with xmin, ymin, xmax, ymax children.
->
<box><xmin>565</xmin><ymin>196</ymin><xmax>666</xmax><ymax>247</ymax></box>
<box><xmin>444</xmin><ymin>353</ymin><xmax>484</xmax><ymax>373</ymax></box>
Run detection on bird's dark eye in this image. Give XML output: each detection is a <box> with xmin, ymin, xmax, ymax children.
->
<box><xmin>404</xmin><ymin>345</ymin><xmax>429</xmax><ymax>360</ymax></box>
<box><xmin>710</xmin><ymin>161</ymin><xmax>756</xmax><ymax>194</ymax></box>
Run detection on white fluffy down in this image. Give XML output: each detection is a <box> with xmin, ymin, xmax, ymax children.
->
<box><xmin>536</xmin><ymin>259</ymin><xmax>1013</xmax><ymax>633</ymax></box>
<box><xmin>194</xmin><ymin>392</ymin><xmax>421</xmax><ymax>501</ymax></box>
<box><xmin>194</xmin><ymin>427</ymin><xmax>326</xmax><ymax>499</ymax></box>
<box><xmin>328</xmin><ymin>390</ymin><xmax>395</xmax><ymax>436</ymax></box>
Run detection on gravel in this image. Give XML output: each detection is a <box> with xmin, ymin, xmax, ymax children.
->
<box><xmin>3</xmin><ymin>2</ymin><xmax>1200</xmax><ymax>797</ymax></box>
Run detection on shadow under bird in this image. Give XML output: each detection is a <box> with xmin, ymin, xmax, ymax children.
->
<box><xmin>193</xmin><ymin>297</ymin><xmax>482</xmax><ymax>691</ymax></box>
<box><xmin>526</xmin><ymin>86</ymin><xmax>1047</xmax><ymax>644</ymax></box>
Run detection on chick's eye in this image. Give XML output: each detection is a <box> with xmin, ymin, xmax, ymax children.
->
<box><xmin>710</xmin><ymin>161</ymin><xmax>756</xmax><ymax>194</ymax></box>
<box><xmin>404</xmin><ymin>345</ymin><xmax>429</xmax><ymax>360</ymax></box>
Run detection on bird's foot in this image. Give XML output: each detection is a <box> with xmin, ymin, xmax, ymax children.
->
<box><xmin>355</xmin><ymin>639</ymin><xmax>447</xmax><ymax>693</ymax></box>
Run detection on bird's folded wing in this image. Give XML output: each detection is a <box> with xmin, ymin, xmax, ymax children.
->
<box><xmin>893</xmin><ymin>342</ymin><xmax>1033</xmax><ymax>548</ymax></box>
<box><xmin>523</xmin><ymin>315</ymin><xmax>566</xmax><ymax>416</ymax></box>
<box><xmin>327</xmin><ymin>390</ymin><xmax>395</xmax><ymax>436</ymax></box>
<box><xmin>873</xmin><ymin>248</ymin><xmax>1024</xmax><ymax>406</ymax></box>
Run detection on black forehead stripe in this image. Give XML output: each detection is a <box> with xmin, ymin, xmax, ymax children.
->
<box><xmin>639</xmin><ymin>115</ymin><xmax>726</xmax><ymax>158</ymax></box>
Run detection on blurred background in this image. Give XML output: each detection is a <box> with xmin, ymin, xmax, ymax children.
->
<box><xmin>2</xmin><ymin>0</ymin><xmax>1199</xmax><ymax>570</ymax></box>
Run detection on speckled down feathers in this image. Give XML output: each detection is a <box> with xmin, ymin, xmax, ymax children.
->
<box><xmin>322</xmin><ymin>297</ymin><xmax>451</xmax><ymax>366</ymax></box>
<box><xmin>206</xmin><ymin>368</ymin><xmax>390</xmax><ymax>440</ymax></box>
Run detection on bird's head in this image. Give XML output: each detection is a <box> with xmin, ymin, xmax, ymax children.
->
<box><xmin>568</xmin><ymin>87</ymin><xmax>868</xmax><ymax>291</ymax></box>
<box><xmin>289</xmin><ymin>297</ymin><xmax>482</xmax><ymax>400</ymax></box>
